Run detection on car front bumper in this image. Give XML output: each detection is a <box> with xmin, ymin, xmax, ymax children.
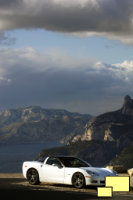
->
<box><xmin>85</xmin><ymin>176</ymin><xmax>105</xmax><ymax>186</ymax></box>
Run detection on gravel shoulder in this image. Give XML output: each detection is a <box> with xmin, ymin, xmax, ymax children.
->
<box><xmin>0</xmin><ymin>173</ymin><xmax>133</xmax><ymax>200</ymax></box>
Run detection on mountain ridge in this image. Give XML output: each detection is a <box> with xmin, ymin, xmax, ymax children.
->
<box><xmin>0</xmin><ymin>106</ymin><xmax>92</xmax><ymax>144</ymax></box>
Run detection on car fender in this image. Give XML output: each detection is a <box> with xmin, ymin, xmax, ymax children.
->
<box><xmin>22</xmin><ymin>161</ymin><xmax>42</xmax><ymax>179</ymax></box>
<box><xmin>64</xmin><ymin>167</ymin><xmax>91</xmax><ymax>185</ymax></box>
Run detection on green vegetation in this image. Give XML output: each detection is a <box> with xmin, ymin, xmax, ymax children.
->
<box><xmin>36</xmin><ymin>140</ymin><xmax>119</xmax><ymax>167</ymax></box>
<box><xmin>109</xmin><ymin>145</ymin><xmax>133</xmax><ymax>169</ymax></box>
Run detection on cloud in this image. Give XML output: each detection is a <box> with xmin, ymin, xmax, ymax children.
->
<box><xmin>0</xmin><ymin>47</ymin><xmax>133</xmax><ymax>114</ymax></box>
<box><xmin>0</xmin><ymin>31</ymin><xmax>16</xmax><ymax>45</ymax></box>
<box><xmin>0</xmin><ymin>0</ymin><xmax>133</xmax><ymax>44</ymax></box>
<box><xmin>1</xmin><ymin>47</ymin><xmax>133</xmax><ymax>82</ymax></box>
<box><xmin>0</xmin><ymin>76</ymin><xmax>11</xmax><ymax>87</ymax></box>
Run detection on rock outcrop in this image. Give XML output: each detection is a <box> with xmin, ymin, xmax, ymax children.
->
<box><xmin>69</xmin><ymin>96</ymin><xmax>133</xmax><ymax>149</ymax></box>
<box><xmin>128</xmin><ymin>168</ymin><xmax>133</xmax><ymax>176</ymax></box>
<box><xmin>121</xmin><ymin>95</ymin><xmax>133</xmax><ymax>115</ymax></box>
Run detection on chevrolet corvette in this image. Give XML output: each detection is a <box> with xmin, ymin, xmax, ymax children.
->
<box><xmin>22</xmin><ymin>156</ymin><xmax>118</xmax><ymax>188</ymax></box>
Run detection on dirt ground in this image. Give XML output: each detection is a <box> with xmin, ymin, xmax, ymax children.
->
<box><xmin>0</xmin><ymin>173</ymin><xmax>133</xmax><ymax>200</ymax></box>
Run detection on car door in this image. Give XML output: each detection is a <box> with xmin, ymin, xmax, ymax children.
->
<box><xmin>42</xmin><ymin>157</ymin><xmax>65</xmax><ymax>183</ymax></box>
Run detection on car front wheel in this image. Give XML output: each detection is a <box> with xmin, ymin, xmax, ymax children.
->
<box><xmin>27</xmin><ymin>168</ymin><xmax>40</xmax><ymax>185</ymax></box>
<box><xmin>72</xmin><ymin>172</ymin><xmax>85</xmax><ymax>189</ymax></box>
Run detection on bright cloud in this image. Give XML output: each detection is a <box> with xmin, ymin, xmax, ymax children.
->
<box><xmin>0</xmin><ymin>47</ymin><xmax>133</xmax><ymax>114</ymax></box>
<box><xmin>0</xmin><ymin>47</ymin><xmax>133</xmax><ymax>82</ymax></box>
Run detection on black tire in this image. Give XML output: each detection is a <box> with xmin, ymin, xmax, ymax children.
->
<box><xmin>72</xmin><ymin>172</ymin><xmax>85</xmax><ymax>189</ymax></box>
<box><xmin>27</xmin><ymin>168</ymin><xmax>40</xmax><ymax>185</ymax></box>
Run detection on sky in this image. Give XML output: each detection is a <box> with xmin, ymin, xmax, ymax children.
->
<box><xmin>0</xmin><ymin>0</ymin><xmax>133</xmax><ymax>115</ymax></box>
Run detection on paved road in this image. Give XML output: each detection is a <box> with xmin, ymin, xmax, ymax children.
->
<box><xmin>0</xmin><ymin>174</ymin><xmax>133</xmax><ymax>200</ymax></box>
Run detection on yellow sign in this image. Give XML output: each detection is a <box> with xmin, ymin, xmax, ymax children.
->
<box><xmin>106</xmin><ymin>176</ymin><xmax>130</xmax><ymax>192</ymax></box>
<box><xmin>97</xmin><ymin>187</ymin><xmax>113</xmax><ymax>197</ymax></box>
<box><xmin>97</xmin><ymin>176</ymin><xmax>130</xmax><ymax>197</ymax></box>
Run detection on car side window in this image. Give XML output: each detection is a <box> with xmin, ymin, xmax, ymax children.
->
<box><xmin>46</xmin><ymin>157</ymin><xmax>62</xmax><ymax>167</ymax></box>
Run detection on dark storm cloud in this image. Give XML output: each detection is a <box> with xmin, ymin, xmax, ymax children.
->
<box><xmin>0</xmin><ymin>0</ymin><xmax>133</xmax><ymax>43</ymax></box>
<box><xmin>0</xmin><ymin>0</ymin><xmax>20</xmax><ymax>7</ymax></box>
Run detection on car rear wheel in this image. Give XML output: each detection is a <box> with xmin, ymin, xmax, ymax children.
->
<box><xmin>27</xmin><ymin>168</ymin><xmax>40</xmax><ymax>185</ymax></box>
<box><xmin>72</xmin><ymin>172</ymin><xmax>85</xmax><ymax>189</ymax></box>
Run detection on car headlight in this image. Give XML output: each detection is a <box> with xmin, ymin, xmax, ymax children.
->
<box><xmin>86</xmin><ymin>170</ymin><xmax>99</xmax><ymax>176</ymax></box>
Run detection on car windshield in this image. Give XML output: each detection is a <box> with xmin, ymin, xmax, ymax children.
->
<box><xmin>35</xmin><ymin>156</ymin><xmax>46</xmax><ymax>163</ymax></box>
<box><xmin>57</xmin><ymin>157</ymin><xmax>90</xmax><ymax>168</ymax></box>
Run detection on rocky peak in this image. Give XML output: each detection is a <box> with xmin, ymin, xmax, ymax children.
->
<box><xmin>70</xmin><ymin>95</ymin><xmax>133</xmax><ymax>144</ymax></box>
<box><xmin>121</xmin><ymin>95</ymin><xmax>133</xmax><ymax>115</ymax></box>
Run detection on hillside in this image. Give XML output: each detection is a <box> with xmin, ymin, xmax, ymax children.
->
<box><xmin>37</xmin><ymin>139</ymin><xmax>133</xmax><ymax>168</ymax></box>
<box><xmin>35</xmin><ymin>140</ymin><xmax>119</xmax><ymax>167</ymax></box>
<box><xmin>64</xmin><ymin>96</ymin><xmax>133</xmax><ymax>150</ymax></box>
<box><xmin>0</xmin><ymin>106</ymin><xmax>92</xmax><ymax>144</ymax></box>
<box><xmin>1</xmin><ymin>96</ymin><xmax>133</xmax><ymax>168</ymax></box>
<box><xmin>37</xmin><ymin>95</ymin><xmax>133</xmax><ymax>168</ymax></box>
<box><xmin>109</xmin><ymin>144</ymin><xmax>133</xmax><ymax>169</ymax></box>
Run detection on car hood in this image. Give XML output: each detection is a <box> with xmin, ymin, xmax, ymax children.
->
<box><xmin>80</xmin><ymin>167</ymin><xmax>115</xmax><ymax>176</ymax></box>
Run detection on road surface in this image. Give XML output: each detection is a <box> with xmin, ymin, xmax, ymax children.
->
<box><xmin>0</xmin><ymin>174</ymin><xmax>133</xmax><ymax>200</ymax></box>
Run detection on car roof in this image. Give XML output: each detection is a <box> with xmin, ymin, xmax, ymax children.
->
<box><xmin>54</xmin><ymin>156</ymin><xmax>82</xmax><ymax>160</ymax></box>
<box><xmin>54</xmin><ymin>155</ymin><xmax>77</xmax><ymax>158</ymax></box>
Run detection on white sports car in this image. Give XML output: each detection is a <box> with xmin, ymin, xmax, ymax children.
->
<box><xmin>22</xmin><ymin>156</ymin><xmax>118</xmax><ymax>189</ymax></box>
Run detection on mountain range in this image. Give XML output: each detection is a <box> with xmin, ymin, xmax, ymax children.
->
<box><xmin>0</xmin><ymin>106</ymin><xmax>91</xmax><ymax>144</ymax></box>
<box><xmin>1</xmin><ymin>95</ymin><xmax>133</xmax><ymax>169</ymax></box>
<box><xmin>37</xmin><ymin>95</ymin><xmax>133</xmax><ymax>169</ymax></box>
